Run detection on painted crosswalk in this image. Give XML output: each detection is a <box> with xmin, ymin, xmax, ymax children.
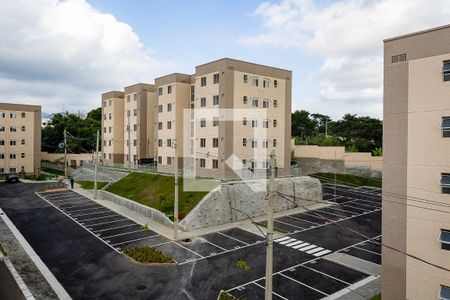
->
<box><xmin>274</xmin><ymin>237</ymin><xmax>332</xmax><ymax>257</ymax></box>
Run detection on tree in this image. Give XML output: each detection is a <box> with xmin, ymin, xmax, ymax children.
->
<box><xmin>311</xmin><ymin>113</ymin><xmax>332</xmax><ymax>135</ymax></box>
<box><xmin>42</xmin><ymin>108</ymin><xmax>102</xmax><ymax>153</ymax></box>
<box><xmin>291</xmin><ymin>110</ymin><xmax>318</xmax><ymax>140</ymax></box>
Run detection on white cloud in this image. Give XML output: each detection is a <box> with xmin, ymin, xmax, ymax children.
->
<box><xmin>0</xmin><ymin>0</ymin><xmax>175</xmax><ymax>113</ymax></box>
<box><xmin>242</xmin><ymin>0</ymin><xmax>450</xmax><ymax>118</ymax></box>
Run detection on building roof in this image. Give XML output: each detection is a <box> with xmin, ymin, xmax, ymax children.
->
<box><xmin>384</xmin><ymin>24</ymin><xmax>450</xmax><ymax>42</ymax></box>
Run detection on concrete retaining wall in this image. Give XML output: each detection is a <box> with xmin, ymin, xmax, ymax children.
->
<box><xmin>100</xmin><ymin>191</ymin><xmax>173</xmax><ymax>228</ymax></box>
<box><xmin>0</xmin><ymin>254</ymin><xmax>35</xmax><ymax>300</ymax></box>
<box><xmin>180</xmin><ymin>176</ymin><xmax>322</xmax><ymax>231</ymax></box>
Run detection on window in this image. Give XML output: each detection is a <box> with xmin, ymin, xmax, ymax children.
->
<box><xmin>0</xmin><ymin>112</ymin><xmax>4</xmax><ymax>118</ymax></box>
<box><xmin>274</xmin><ymin>80</ymin><xmax>278</xmax><ymax>88</ymax></box>
<box><xmin>263</xmin><ymin>99</ymin><xmax>269</xmax><ymax>108</ymax></box>
<box><xmin>10</xmin><ymin>112</ymin><xmax>16</xmax><ymax>118</ymax></box>
<box><xmin>262</xmin><ymin>160</ymin><xmax>269</xmax><ymax>169</ymax></box>
<box><xmin>109</xmin><ymin>126</ymin><xmax>112</xmax><ymax>133</ymax></box>
<box><xmin>252</xmin><ymin>77</ymin><xmax>259</xmax><ymax>87</ymax></box>
<box><xmin>109</xmin><ymin>113</ymin><xmax>112</xmax><ymax>120</ymax></box>
<box><xmin>158</xmin><ymin>139</ymin><xmax>163</xmax><ymax>147</ymax></box>
<box><xmin>158</xmin><ymin>87</ymin><xmax>163</xmax><ymax>95</ymax></box>
<box><xmin>213</xmin><ymin>95</ymin><xmax>219</xmax><ymax>105</ymax></box>
<box><xmin>252</xmin><ymin>119</ymin><xmax>258</xmax><ymax>128</ymax></box>
<box><xmin>103</xmin><ymin>114</ymin><xmax>107</xmax><ymax>120</ymax></box>
<box><xmin>133</xmin><ymin>139</ymin><xmax>137</xmax><ymax>146</ymax></box>
<box><xmin>243</xmin><ymin>117</ymin><xmax>247</xmax><ymax>126</ymax></box>
<box><xmin>10</xmin><ymin>154</ymin><xmax>16</xmax><ymax>159</ymax></box>
<box><xmin>242</xmin><ymin>159</ymin><xmax>247</xmax><ymax>166</ymax></box>
<box><xmin>263</xmin><ymin>79</ymin><xmax>270</xmax><ymax>88</ymax></box>
<box><xmin>212</xmin><ymin>159</ymin><xmax>219</xmax><ymax>169</ymax></box>
<box><xmin>213</xmin><ymin>117</ymin><xmax>219</xmax><ymax>127</ymax></box>
<box><xmin>262</xmin><ymin>140</ymin><xmax>269</xmax><ymax>148</ymax></box>
<box><xmin>200</xmin><ymin>138</ymin><xmax>206</xmax><ymax>148</ymax></box>
<box><xmin>243</xmin><ymin>96</ymin><xmax>248</xmax><ymax>105</ymax></box>
<box><xmin>273</xmin><ymin>139</ymin><xmax>277</xmax><ymax>147</ymax></box>
<box><xmin>274</xmin><ymin>100</ymin><xmax>278</xmax><ymax>108</ymax></box>
<box><xmin>200</xmin><ymin>118</ymin><xmax>206</xmax><ymax>127</ymax></box>
<box><xmin>21</xmin><ymin>112</ymin><xmax>26</xmax><ymax>118</ymax></box>
<box><xmin>0</xmin><ymin>154</ymin><xmax>3</xmax><ymax>159</ymax></box>
<box><xmin>133</xmin><ymin>109</ymin><xmax>137</xmax><ymax>116</ymax></box>
<box><xmin>0</xmin><ymin>126</ymin><xmax>4</xmax><ymax>132</ymax></box>
<box><xmin>127</xmin><ymin>95</ymin><xmax>130</xmax><ymax>102</ymax></box>
<box><xmin>243</xmin><ymin>138</ymin><xmax>247</xmax><ymax>147</ymax></box>
<box><xmin>213</xmin><ymin>138</ymin><xmax>219</xmax><ymax>148</ymax></box>
<box><xmin>200</xmin><ymin>97</ymin><xmax>207</xmax><ymax>107</ymax></box>
<box><xmin>439</xmin><ymin>285</ymin><xmax>450</xmax><ymax>300</ymax></box>
<box><xmin>441</xmin><ymin>173</ymin><xmax>450</xmax><ymax>194</ymax></box>
<box><xmin>200</xmin><ymin>158</ymin><xmax>206</xmax><ymax>168</ymax></box>
<box><xmin>167</xmin><ymin>103</ymin><xmax>172</xmax><ymax>112</ymax></box>
<box><xmin>109</xmin><ymin>100</ymin><xmax>112</xmax><ymax>106</ymax></box>
<box><xmin>167</xmin><ymin>157</ymin><xmax>172</xmax><ymax>165</ymax></box>
<box><xmin>273</xmin><ymin>119</ymin><xmax>278</xmax><ymax>127</ymax></box>
<box><xmin>158</xmin><ymin>156</ymin><xmax>162</xmax><ymax>164</ymax></box>
<box><xmin>167</xmin><ymin>121</ymin><xmax>172</xmax><ymax>129</ymax></box>
<box><xmin>167</xmin><ymin>85</ymin><xmax>172</xmax><ymax>94</ymax></box>
<box><xmin>132</xmin><ymin>124</ymin><xmax>136</xmax><ymax>131</ymax></box>
<box><xmin>167</xmin><ymin>139</ymin><xmax>172</xmax><ymax>147</ymax></box>
<box><xmin>243</xmin><ymin>74</ymin><xmax>248</xmax><ymax>84</ymax></box>
<box><xmin>103</xmin><ymin>100</ymin><xmax>106</xmax><ymax>107</ymax></box>
<box><xmin>252</xmin><ymin>98</ymin><xmax>258</xmax><ymax>107</ymax></box>
<box><xmin>21</xmin><ymin>153</ymin><xmax>25</xmax><ymax>159</ymax></box>
<box><xmin>0</xmin><ymin>168</ymin><xmax>3</xmax><ymax>173</ymax></box>
<box><xmin>109</xmin><ymin>140</ymin><xmax>112</xmax><ymax>146</ymax></box>
<box><xmin>252</xmin><ymin>140</ymin><xmax>257</xmax><ymax>148</ymax></box>
<box><xmin>0</xmin><ymin>140</ymin><xmax>4</xmax><ymax>145</ymax></box>
<box><xmin>134</xmin><ymin>93</ymin><xmax>137</xmax><ymax>101</ymax></box>
<box><xmin>10</xmin><ymin>168</ymin><xmax>16</xmax><ymax>173</ymax></box>
<box><xmin>10</xmin><ymin>140</ymin><xmax>16</xmax><ymax>146</ymax></box>
<box><xmin>251</xmin><ymin>161</ymin><xmax>256</xmax><ymax>169</ymax></box>
<box><xmin>158</xmin><ymin>122</ymin><xmax>163</xmax><ymax>130</ymax></box>
<box><xmin>10</xmin><ymin>126</ymin><xmax>16</xmax><ymax>132</ymax></box>
<box><xmin>200</xmin><ymin>76</ymin><xmax>207</xmax><ymax>87</ymax></box>
<box><xmin>126</xmin><ymin>125</ymin><xmax>130</xmax><ymax>132</ymax></box>
<box><xmin>439</xmin><ymin>229</ymin><xmax>450</xmax><ymax>251</ymax></box>
<box><xmin>104</xmin><ymin>127</ymin><xmax>107</xmax><ymax>133</ymax></box>
<box><xmin>443</xmin><ymin>61</ymin><xmax>450</xmax><ymax>82</ymax></box>
<box><xmin>442</xmin><ymin>117</ymin><xmax>450</xmax><ymax>137</ymax></box>
<box><xmin>109</xmin><ymin>154</ymin><xmax>112</xmax><ymax>160</ymax></box>
<box><xmin>158</xmin><ymin>105</ymin><xmax>163</xmax><ymax>113</ymax></box>
<box><xmin>21</xmin><ymin>139</ymin><xmax>25</xmax><ymax>145</ymax></box>
<box><xmin>190</xmin><ymin>85</ymin><xmax>195</xmax><ymax>101</ymax></box>
<box><xmin>213</xmin><ymin>73</ymin><xmax>219</xmax><ymax>84</ymax></box>
<box><xmin>263</xmin><ymin>120</ymin><xmax>269</xmax><ymax>128</ymax></box>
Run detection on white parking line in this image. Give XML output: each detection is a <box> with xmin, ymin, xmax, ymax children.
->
<box><xmin>111</xmin><ymin>235</ymin><xmax>158</xmax><ymax>247</ymax></box>
<box><xmin>64</xmin><ymin>206</ymin><xmax>104</xmax><ymax>214</ymax></box>
<box><xmin>278</xmin><ymin>273</ymin><xmax>328</xmax><ymax>296</ymax></box>
<box><xmin>102</xmin><ymin>229</ymin><xmax>147</xmax><ymax>239</ymax></box>
<box><xmin>353</xmin><ymin>246</ymin><xmax>381</xmax><ymax>256</ymax></box>
<box><xmin>198</xmin><ymin>237</ymin><xmax>227</xmax><ymax>252</ymax></box>
<box><xmin>69</xmin><ymin>209</ymin><xmax>110</xmax><ymax>217</ymax></box>
<box><xmin>292</xmin><ymin>243</ymin><xmax>310</xmax><ymax>249</ymax></box>
<box><xmin>92</xmin><ymin>223</ymin><xmax>137</xmax><ymax>233</ymax></box>
<box><xmin>298</xmin><ymin>244</ymin><xmax>317</xmax><ymax>251</ymax></box>
<box><xmin>313</xmin><ymin>249</ymin><xmax>332</xmax><ymax>257</ymax></box>
<box><xmin>287</xmin><ymin>215</ymin><xmax>321</xmax><ymax>226</ymax></box>
<box><xmin>306</xmin><ymin>247</ymin><xmax>324</xmax><ymax>254</ymax></box>
<box><xmin>275</xmin><ymin>219</ymin><xmax>305</xmax><ymax>230</ymax></box>
<box><xmin>76</xmin><ymin>214</ymin><xmax>118</xmax><ymax>222</ymax></box>
<box><xmin>285</xmin><ymin>240</ymin><xmax>304</xmax><ymax>247</ymax></box>
<box><xmin>252</xmin><ymin>282</ymin><xmax>289</xmax><ymax>300</ymax></box>
<box><xmin>217</xmin><ymin>231</ymin><xmax>249</xmax><ymax>245</ymax></box>
<box><xmin>83</xmin><ymin>218</ymin><xmax>128</xmax><ymax>227</ymax></box>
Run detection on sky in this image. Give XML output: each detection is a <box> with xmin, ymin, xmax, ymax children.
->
<box><xmin>1</xmin><ymin>0</ymin><xmax>450</xmax><ymax>119</ymax></box>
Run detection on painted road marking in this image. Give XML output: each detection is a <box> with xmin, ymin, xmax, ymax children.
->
<box><xmin>313</xmin><ymin>249</ymin><xmax>332</xmax><ymax>257</ymax></box>
<box><xmin>275</xmin><ymin>237</ymin><xmax>290</xmax><ymax>242</ymax></box>
<box><xmin>279</xmin><ymin>238</ymin><xmax>297</xmax><ymax>245</ymax></box>
<box><xmin>306</xmin><ymin>247</ymin><xmax>324</xmax><ymax>254</ymax></box>
<box><xmin>293</xmin><ymin>243</ymin><xmax>310</xmax><ymax>249</ymax></box>
<box><xmin>285</xmin><ymin>240</ymin><xmax>304</xmax><ymax>247</ymax></box>
<box><xmin>298</xmin><ymin>244</ymin><xmax>317</xmax><ymax>251</ymax></box>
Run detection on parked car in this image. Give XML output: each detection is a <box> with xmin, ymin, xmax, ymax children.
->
<box><xmin>6</xmin><ymin>174</ymin><xmax>20</xmax><ymax>183</ymax></box>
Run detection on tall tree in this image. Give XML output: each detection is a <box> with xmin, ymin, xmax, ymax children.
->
<box><xmin>291</xmin><ymin>110</ymin><xmax>318</xmax><ymax>140</ymax></box>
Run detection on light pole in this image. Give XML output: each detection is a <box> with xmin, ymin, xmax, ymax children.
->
<box><xmin>173</xmin><ymin>140</ymin><xmax>179</xmax><ymax>240</ymax></box>
<box><xmin>94</xmin><ymin>130</ymin><xmax>100</xmax><ymax>199</ymax></box>
<box><xmin>265</xmin><ymin>150</ymin><xmax>276</xmax><ymax>300</ymax></box>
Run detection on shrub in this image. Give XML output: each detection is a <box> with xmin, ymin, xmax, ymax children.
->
<box><xmin>123</xmin><ymin>245</ymin><xmax>174</xmax><ymax>264</ymax></box>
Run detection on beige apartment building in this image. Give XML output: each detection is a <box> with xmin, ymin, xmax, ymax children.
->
<box><xmin>383</xmin><ymin>25</ymin><xmax>450</xmax><ymax>299</ymax></box>
<box><xmin>0</xmin><ymin>102</ymin><xmax>41</xmax><ymax>177</ymax></box>
<box><xmin>101</xmin><ymin>91</ymin><xmax>124</xmax><ymax>163</ymax></box>
<box><xmin>154</xmin><ymin>58</ymin><xmax>291</xmax><ymax>179</ymax></box>
<box><xmin>101</xmin><ymin>84</ymin><xmax>156</xmax><ymax>165</ymax></box>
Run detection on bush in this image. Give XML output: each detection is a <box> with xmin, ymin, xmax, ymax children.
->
<box><xmin>123</xmin><ymin>245</ymin><xmax>174</xmax><ymax>264</ymax></box>
<box><xmin>0</xmin><ymin>243</ymin><xmax>7</xmax><ymax>256</ymax></box>
<box><xmin>217</xmin><ymin>290</ymin><xmax>239</xmax><ymax>300</ymax></box>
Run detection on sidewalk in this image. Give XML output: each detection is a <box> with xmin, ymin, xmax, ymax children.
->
<box><xmin>72</xmin><ymin>183</ymin><xmax>329</xmax><ymax>241</ymax></box>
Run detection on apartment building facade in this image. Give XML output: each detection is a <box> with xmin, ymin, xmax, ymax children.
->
<box><xmin>383</xmin><ymin>25</ymin><xmax>450</xmax><ymax>299</ymax></box>
<box><xmin>0</xmin><ymin>102</ymin><xmax>41</xmax><ymax>177</ymax></box>
<box><xmin>154</xmin><ymin>58</ymin><xmax>291</xmax><ymax>179</ymax></box>
<box><xmin>101</xmin><ymin>91</ymin><xmax>124</xmax><ymax>163</ymax></box>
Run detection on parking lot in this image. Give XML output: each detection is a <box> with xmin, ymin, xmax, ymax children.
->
<box><xmin>37</xmin><ymin>189</ymin><xmax>161</xmax><ymax>253</ymax></box>
<box><xmin>227</xmin><ymin>183</ymin><xmax>382</xmax><ymax>299</ymax></box>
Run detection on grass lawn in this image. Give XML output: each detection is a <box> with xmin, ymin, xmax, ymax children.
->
<box><xmin>217</xmin><ymin>290</ymin><xmax>239</xmax><ymax>300</ymax></box>
<box><xmin>311</xmin><ymin>172</ymin><xmax>382</xmax><ymax>188</ymax></box>
<box><xmin>369</xmin><ymin>294</ymin><xmax>381</xmax><ymax>300</ymax></box>
<box><xmin>107</xmin><ymin>172</ymin><xmax>211</xmax><ymax>219</ymax></box>
<box><xmin>41</xmin><ymin>167</ymin><xmax>65</xmax><ymax>176</ymax></box>
<box><xmin>77</xmin><ymin>181</ymin><xmax>108</xmax><ymax>190</ymax></box>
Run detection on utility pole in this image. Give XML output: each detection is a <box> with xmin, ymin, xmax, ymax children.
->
<box><xmin>173</xmin><ymin>140</ymin><xmax>179</xmax><ymax>240</ymax></box>
<box><xmin>325</xmin><ymin>120</ymin><xmax>328</xmax><ymax>138</ymax></box>
<box><xmin>334</xmin><ymin>150</ymin><xmax>337</xmax><ymax>203</ymax></box>
<box><xmin>94</xmin><ymin>130</ymin><xmax>99</xmax><ymax>199</ymax></box>
<box><xmin>64</xmin><ymin>129</ymin><xmax>67</xmax><ymax>178</ymax></box>
<box><xmin>265</xmin><ymin>150</ymin><xmax>276</xmax><ymax>300</ymax></box>
<box><xmin>127</xmin><ymin>112</ymin><xmax>131</xmax><ymax>170</ymax></box>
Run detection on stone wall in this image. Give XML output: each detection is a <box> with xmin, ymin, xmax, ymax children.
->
<box><xmin>180</xmin><ymin>176</ymin><xmax>322</xmax><ymax>231</ymax></box>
